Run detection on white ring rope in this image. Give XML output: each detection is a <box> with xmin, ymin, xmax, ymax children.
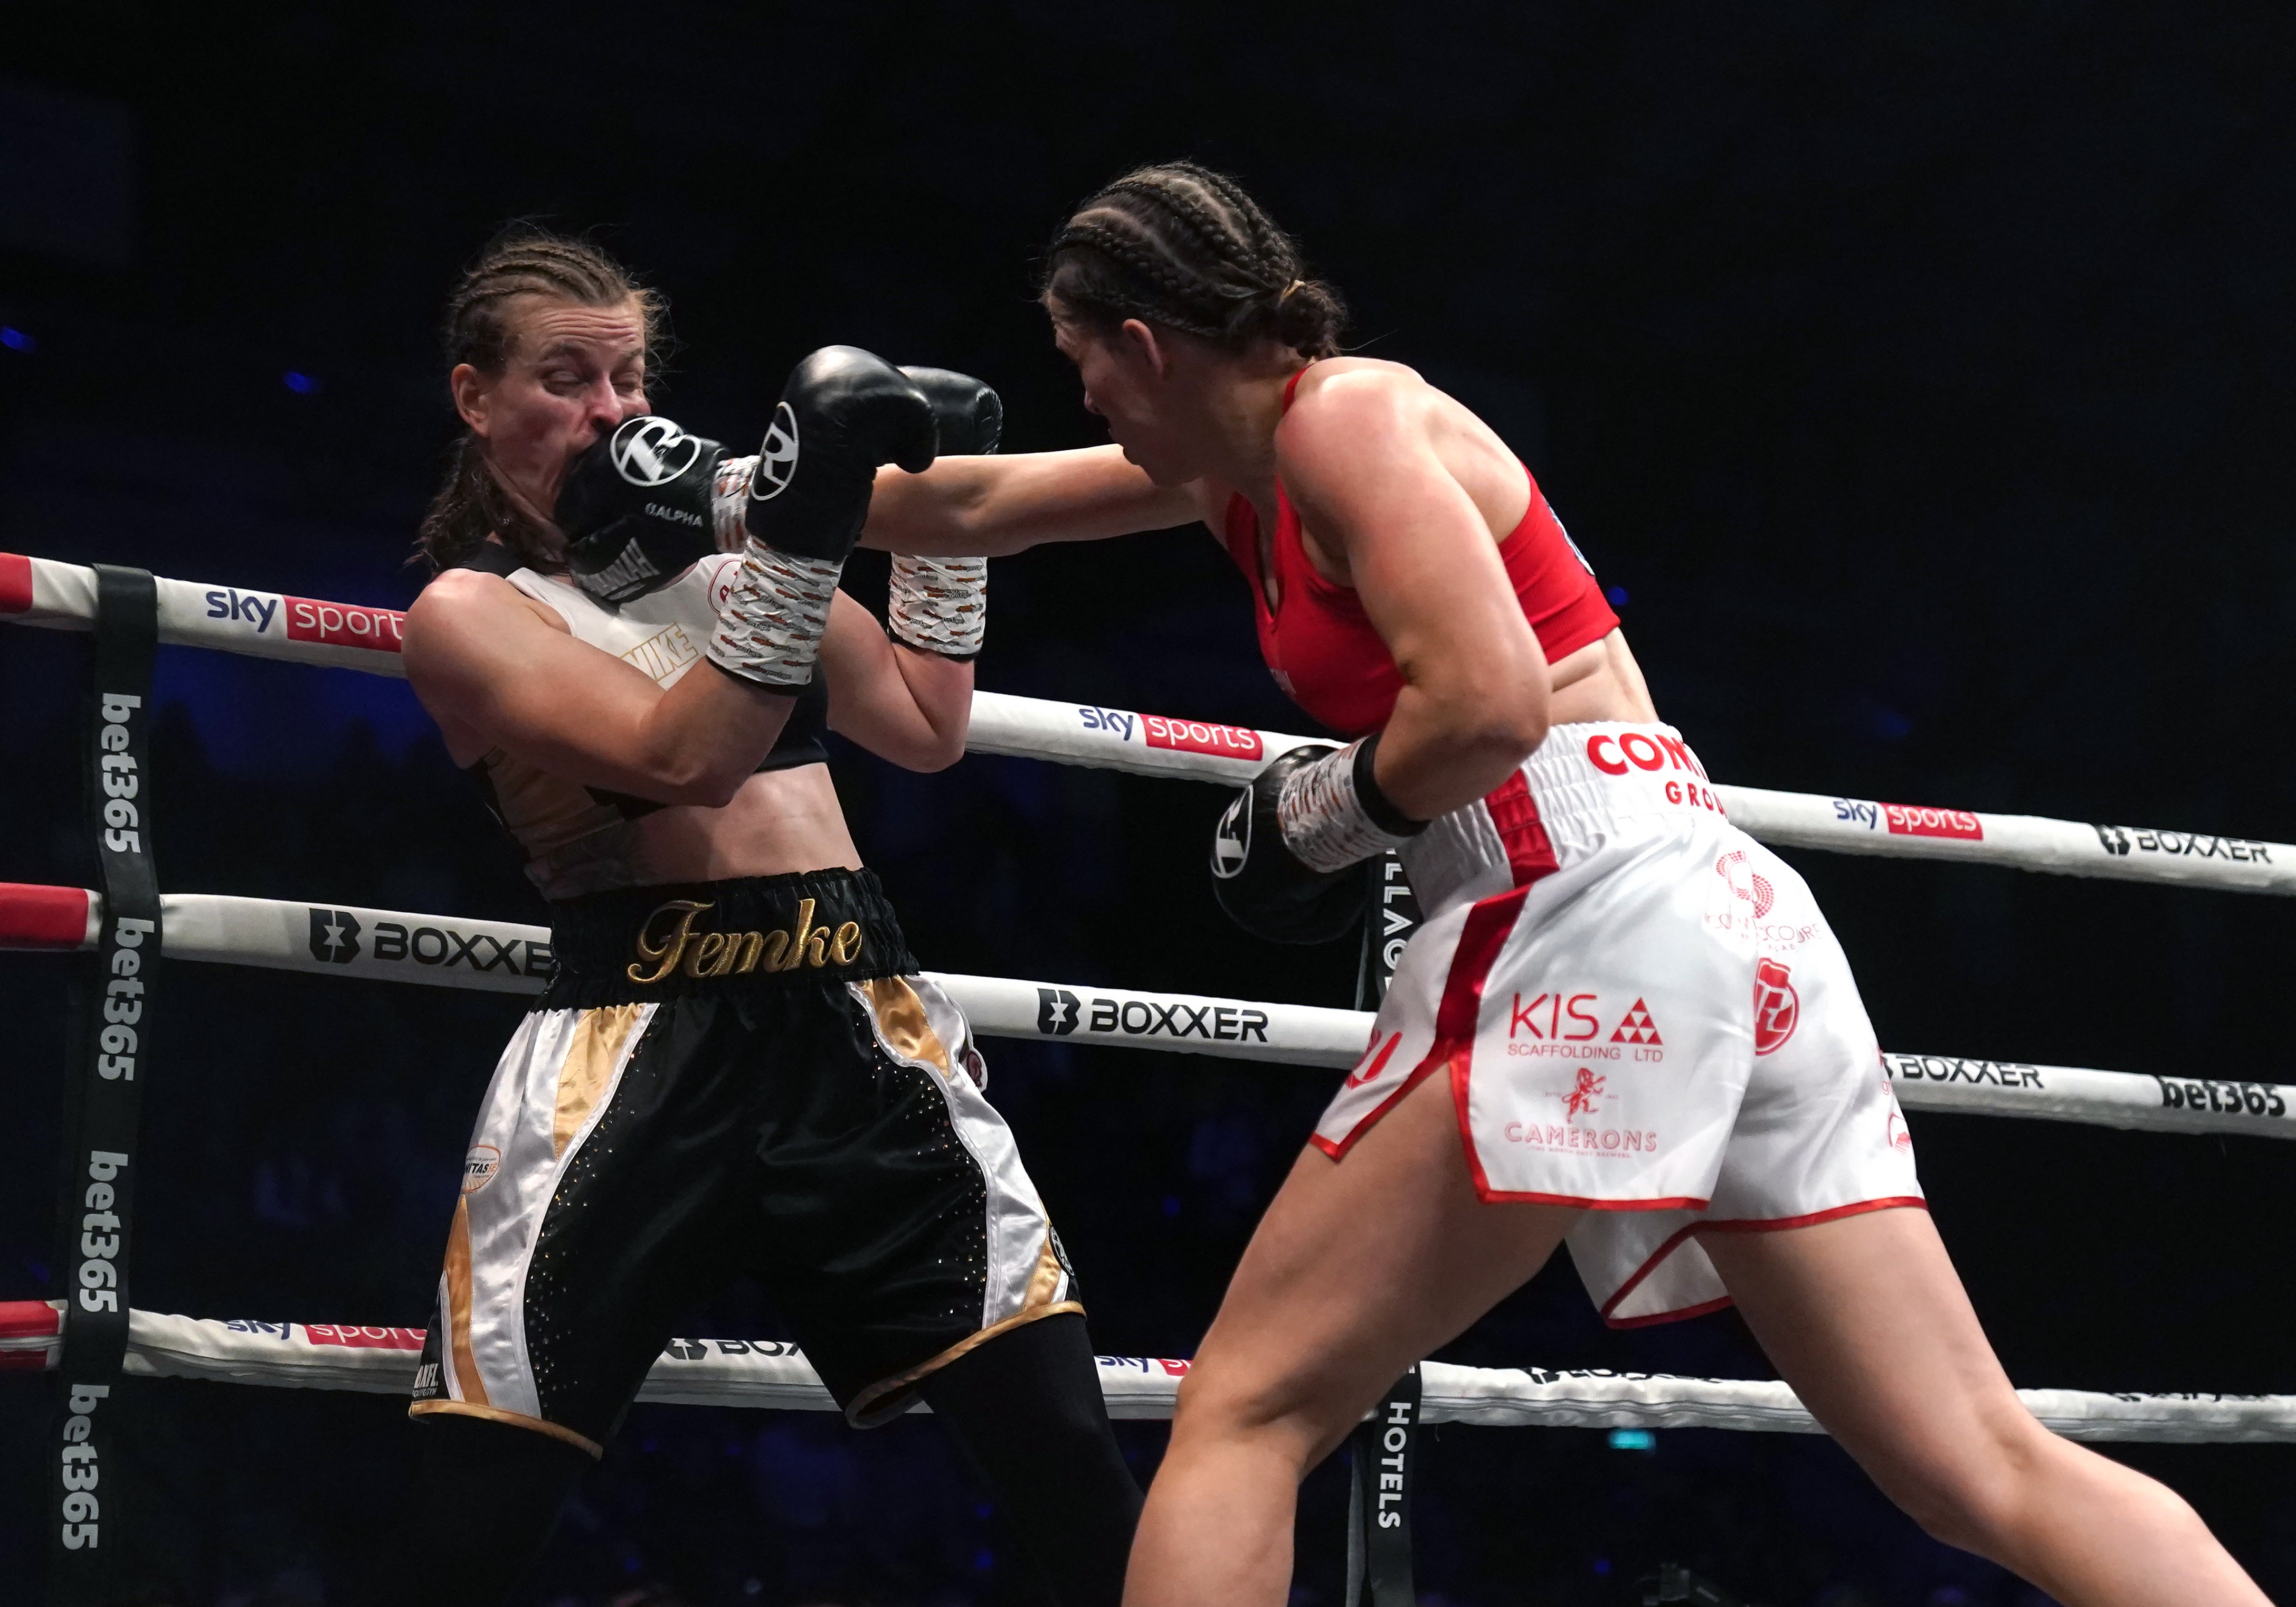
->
<box><xmin>6</xmin><ymin>551</ymin><xmax>2290</xmax><ymax>894</ymax></box>
<box><xmin>0</xmin><ymin>1301</ymin><xmax>2283</xmax><ymax>1444</ymax></box>
<box><xmin>4</xmin><ymin>883</ymin><xmax>2288</xmax><ymax>1139</ymax></box>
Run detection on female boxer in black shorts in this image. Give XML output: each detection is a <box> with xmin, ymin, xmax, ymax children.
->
<box><xmin>383</xmin><ymin>228</ymin><xmax>1138</xmax><ymax>1606</ymax></box>
<box><xmin>865</xmin><ymin>166</ymin><xmax>2268</xmax><ymax>1607</ymax></box>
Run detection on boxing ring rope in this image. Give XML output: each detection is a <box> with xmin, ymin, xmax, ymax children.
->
<box><xmin>5</xmin><ymin>550</ymin><xmax>2291</xmax><ymax>894</ymax></box>
<box><xmin>2</xmin><ymin>1300</ymin><xmax>2289</xmax><ymax>1444</ymax></box>
<box><xmin>5</xmin><ymin>542</ymin><xmax>2292</xmax><ymax>1597</ymax></box>
<box><xmin>3</xmin><ymin>882</ymin><xmax>2289</xmax><ymax>1139</ymax></box>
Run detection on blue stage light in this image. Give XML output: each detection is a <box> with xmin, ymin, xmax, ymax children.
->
<box><xmin>0</xmin><ymin>326</ymin><xmax>34</xmax><ymax>352</ymax></box>
<box><xmin>283</xmin><ymin>370</ymin><xmax>320</xmax><ymax>394</ymax></box>
<box><xmin>1607</xmin><ymin>1428</ymin><xmax>1656</xmax><ymax>1451</ymax></box>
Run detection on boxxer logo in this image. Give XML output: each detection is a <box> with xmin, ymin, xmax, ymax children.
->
<box><xmin>751</xmin><ymin>403</ymin><xmax>800</xmax><ymax>500</ymax></box>
<box><xmin>1037</xmin><ymin>988</ymin><xmax>1081</xmax><ymax>1035</ymax></box>
<box><xmin>1211</xmin><ymin>791</ymin><xmax>1250</xmax><ymax>878</ymax></box>
<box><xmin>610</xmin><ymin>415</ymin><xmax>701</xmax><ymax>486</ymax></box>
<box><xmin>308</xmin><ymin>909</ymin><xmax>361</xmax><ymax>963</ymax></box>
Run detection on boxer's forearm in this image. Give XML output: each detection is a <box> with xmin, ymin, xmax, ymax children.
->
<box><xmin>861</xmin><ymin>446</ymin><xmax>1192</xmax><ymax>555</ymax></box>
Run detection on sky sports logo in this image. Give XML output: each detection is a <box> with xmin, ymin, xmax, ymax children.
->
<box><xmin>202</xmin><ymin>587</ymin><xmax>405</xmax><ymax>654</ymax></box>
<box><xmin>1075</xmin><ymin>705</ymin><xmax>1264</xmax><ymax>761</ymax></box>
<box><xmin>1830</xmin><ymin>798</ymin><xmax>1985</xmax><ymax>841</ymax></box>
<box><xmin>307</xmin><ymin>908</ymin><xmax>554</xmax><ymax>978</ymax></box>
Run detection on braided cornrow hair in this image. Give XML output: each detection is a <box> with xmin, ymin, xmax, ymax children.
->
<box><xmin>1040</xmin><ymin>162</ymin><xmax>1347</xmax><ymax>359</ymax></box>
<box><xmin>413</xmin><ymin>225</ymin><xmax>668</xmax><ymax>574</ymax></box>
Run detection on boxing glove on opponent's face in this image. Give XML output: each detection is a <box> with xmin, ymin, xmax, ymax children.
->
<box><xmin>559</xmin><ymin>415</ymin><xmax>727</xmax><ymax>603</ymax></box>
<box><xmin>1211</xmin><ymin>736</ymin><xmax>1426</xmax><ymax>945</ymax></box>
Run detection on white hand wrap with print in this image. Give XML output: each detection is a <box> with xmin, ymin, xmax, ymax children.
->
<box><xmin>712</xmin><ymin>455</ymin><xmax>757</xmax><ymax>552</ymax></box>
<box><xmin>1276</xmin><ymin>740</ymin><xmax>1419</xmax><ymax>873</ymax></box>
<box><xmin>705</xmin><ymin>537</ymin><xmax>843</xmax><ymax>691</ymax></box>
<box><xmin>887</xmin><ymin>555</ymin><xmax>988</xmax><ymax>659</ymax></box>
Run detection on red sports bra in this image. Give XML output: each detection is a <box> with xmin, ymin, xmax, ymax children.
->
<box><xmin>1221</xmin><ymin>371</ymin><xmax>1619</xmax><ymax>737</ymax></box>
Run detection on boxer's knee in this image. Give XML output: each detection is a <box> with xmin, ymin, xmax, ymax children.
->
<box><xmin>1876</xmin><ymin>1401</ymin><xmax>2059</xmax><ymax>1560</ymax></box>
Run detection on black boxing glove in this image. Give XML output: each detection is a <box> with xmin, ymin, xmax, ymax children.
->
<box><xmin>899</xmin><ymin>366</ymin><xmax>1003</xmax><ymax>457</ymax></box>
<box><xmin>884</xmin><ymin>366</ymin><xmax>1001</xmax><ymax>660</ymax></box>
<box><xmin>743</xmin><ymin>346</ymin><xmax>938</xmax><ymax>563</ymax></box>
<box><xmin>707</xmin><ymin>346</ymin><xmax>938</xmax><ymax>689</ymax></box>
<box><xmin>1210</xmin><ymin>745</ymin><xmax>1368</xmax><ymax>944</ymax></box>
<box><xmin>559</xmin><ymin>414</ymin><xmax>726</xmax><ymax>603</ymax></box>
<box><xmin>1211</xmin><ymin>736</ymin><xmax>1427</xmax><ymax>944</ymax></box>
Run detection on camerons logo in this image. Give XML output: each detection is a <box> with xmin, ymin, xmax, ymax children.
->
<box><xmin>309</xmin><ymin>908</ymin><xmax>362</xmax><ymax>963</ymax></box>
<box><xmin>1211</xmin><ymin>791</ymin><xmax>1250</xmax><ymax>878</ymax></box>
<box><xmin>1554</xmin><ymin>1065</ymin><xmax>1608</xmax><ymax>1121</ymax></box>
<box><xmin>751</xmin><ymin>403</ymin><xmax>800</xmax><ymax>501</ymax></box>
<box><xmin>462</xmin><ymin>1145</ymin><xmax>501</xmax><ymax>1195</ymax></box>
<box><xmin>610</xmin><ymin>415</ymin><xmax>701</xmax><ymax>486</ymax></box>
<box><xmin>625</xmin><ymin>897</ymin><xmax>864</xmax><ymax>984</ymax></box>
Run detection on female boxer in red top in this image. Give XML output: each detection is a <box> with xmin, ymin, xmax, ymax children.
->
<box><xmin>867</xmin><ymin>164</ymin><xmax>2267</xmax><ymax>1607</ymax></box>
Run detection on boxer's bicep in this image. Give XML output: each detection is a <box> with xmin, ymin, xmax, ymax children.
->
<box><xmin>406</xmin><ymin>572</ymin><xmax>780</xmax><ymax>799</ymax></box>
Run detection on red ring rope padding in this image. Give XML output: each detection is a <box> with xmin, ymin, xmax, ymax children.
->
<box><xmin>0</xmin><ymin>553</ymin><xmax>30</xmax><ymax>614</ymax></box>
<box><xmin>0</xmin><ymin>1299</ymin><xmax>59</xmax><ymax>1372</ymax></box>
<box><xmin>0</xmin><ymin>883</ymin><xmax>90</xmax><ymax>949</ymax></box>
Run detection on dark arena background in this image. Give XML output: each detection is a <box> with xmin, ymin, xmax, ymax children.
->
<box><xmin>4</xmin><ymin>5</ymin><xmax>2294</xmax><ymax>1604</ymax></box>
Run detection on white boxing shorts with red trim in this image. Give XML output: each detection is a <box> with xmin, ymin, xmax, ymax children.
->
<box><xmin>1315</xmin><ymin>722</ymin><xmax>1923</xmax><ymax>1327</ymax></box>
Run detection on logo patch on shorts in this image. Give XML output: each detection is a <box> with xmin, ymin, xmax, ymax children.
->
<box><xmin>461</xmin><ymin>1144</ymin><xmax>501</xmax><ymax>1195</ymax></box>
<box><xmin>1752</xmin><ymin>959</ymin><xmax>1799</xmax><ymax>1055</ymax></box>
<box><xmin>1608</xmin><ymin>998</ymin><xmax>1662</xmax><ymax>1046</ymax></box>
<box><xmin>1555</xmin><ymin>1065</ymin><xmax>1608</xmax><ymax>1120</ymax></box>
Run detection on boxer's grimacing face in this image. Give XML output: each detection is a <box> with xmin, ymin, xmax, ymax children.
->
<box><xmin>452</xmin><ymin>294</ymin><xmax>651</xmax><ymax>527</ymax></box>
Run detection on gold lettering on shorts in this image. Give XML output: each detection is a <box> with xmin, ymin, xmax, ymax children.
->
<box><xmin>625</xmin><ymin>896</ymin><xmax>866</xmax><ymax>983</ymax></box>
<box><xmin>679</xmin><ymin>930</ymin><xmax>727</xmax><ymax>979</ymax></box>
<box><xmin>724</xmin><ymin>931</ymin><xmax>766</xmax><ymax>974</ymax></box>
<box><xmin>628</xmin><ymin>901</ymin><xmax>712</xmax><ymax>984</ymax></box>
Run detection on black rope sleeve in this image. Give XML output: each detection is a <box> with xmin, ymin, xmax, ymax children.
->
<box><xmin>48</xmin><ymin>565</ymin><xmax>162</xmax><ymax>1600</ymax></box>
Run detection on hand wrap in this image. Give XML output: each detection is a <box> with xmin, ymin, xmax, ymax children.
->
<box><xmin>887</xmin><ymin>556</ymin><xmax>987</xmax><ymax>659</ymax></box>
<box><xmin>1276</xmin><ymin>735</ymin><xmax>1426</xmax><ymax>873</ymax></box>
<box><xmin>704</xmin><ymin>542</ymin><xmax>845</xmax><ymax>691</ymax></box>
<box><xmin>713</xmin><ymin>454</ymin><xmax>756</xmax><ymax>552</ymax></box>
<box><xmin>705</xmin><ymin>345</ymin><xmax>940</xmax><ymax>691</ymax></box>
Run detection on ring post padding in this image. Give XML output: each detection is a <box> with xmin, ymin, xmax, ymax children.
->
<box><xmin>1344</xmin><ymin>1366</ymin><xmax>1421</xmax><ymax>1607</ymax></box>
<box><xmin>50</xmin><ymin>566</ymin><xmax>162</xmax><ymax>1599</ymax></box>
<box><xmin>1355</xmin><ymin>853</ymin><xmax>1419</xmax><ymax>1010</ymax></box>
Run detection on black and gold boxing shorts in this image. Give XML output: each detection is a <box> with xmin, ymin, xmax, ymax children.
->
<box><xmin>409</xmin><ymin>868</ymin><xmax>1080</xmax><ymax>1455</ymax></box>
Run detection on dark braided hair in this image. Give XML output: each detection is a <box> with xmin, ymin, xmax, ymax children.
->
<box><xmin>1040</xmin><ymin>163</ymin><xmax>1347</xmax><ymax>360</ymax></box>
<box><xmin>414</xmin><ymin>225</ymin><xmax>667</xmax><ymax>574</ymax></box>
